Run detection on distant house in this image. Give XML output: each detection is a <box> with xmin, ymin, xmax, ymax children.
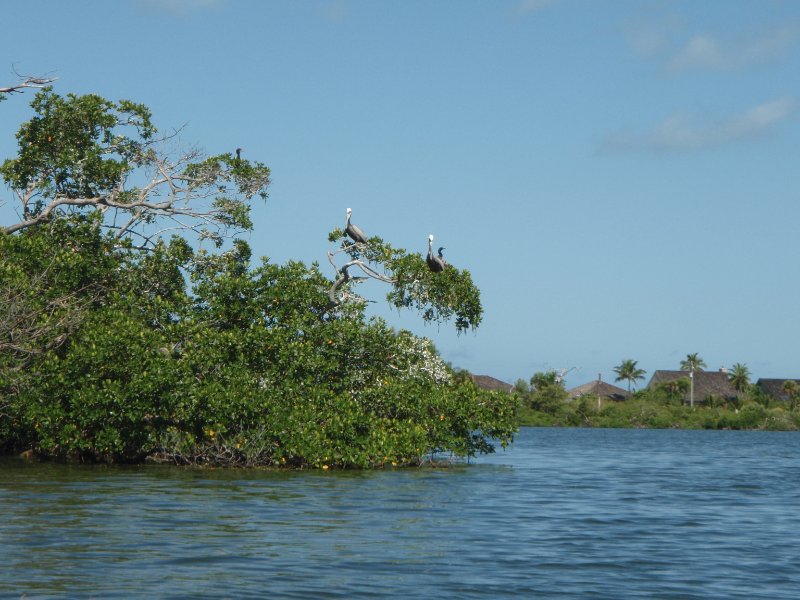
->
<box><xmin>647</xmin><ymin>369</ymin><xmax>738</xmax><ymax>404</ymax></box>
<box><xmin>470</xmin><ymin>374</ymin><xmax>513</xmax><ymax>393</ymax></box>
<box><xmin>756</xmin><ymin>378</ymin><xmax>800</xmax><ymax>403</ymax></box>
<box><xmin>567</xmin><ymin>378</ymin><xmax>630</xmax><ymax>402</ymax></box>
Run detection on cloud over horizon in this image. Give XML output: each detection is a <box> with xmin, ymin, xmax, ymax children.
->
<box><xmin>515</xmin><ymin>0</ymin><xmax>557</xmax><ymax>15</ymax></box>
<box><xmin>668</xmin><ymin>23</ymin><xmax>800</xmax><ymax>72</ymax></box>
<box><xmin>599</xmin><ymin>97</ymin><xmax>797</xmax><ymax>153</ymax></box>
<box><xmin>136</xmin><ymin>0</ymin><xmax>221</xmax><ymax>16</ymax></box>
<box><xmin>624</xmin><ymin>19</ymin><xmax>800</xmax><ymax>73</ymax></box>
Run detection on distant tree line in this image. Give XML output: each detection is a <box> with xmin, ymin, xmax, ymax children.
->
<box><xmin>511</xmin><ymin>354</ymin><xmax>800</xmax><ymax>431</ymax></box>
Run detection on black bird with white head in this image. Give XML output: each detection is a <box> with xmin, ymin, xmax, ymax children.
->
<box><xmin>345</xmin><ymin>207</ymin><xmax>367</xmax><ymax>244</ymax></box>
<box><xmin>427</xmin><ymin>234</ymin><xmax>446</xmax><ymax>272</ymax></box>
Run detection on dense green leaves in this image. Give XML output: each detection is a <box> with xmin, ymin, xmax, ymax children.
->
<box><xmin>514</xmin><ymin>371</ymin><xmax>569</xmax><ymax>413</ymax></box>
<box><xmin>613</xmin><ymin>359</ymin><xmax>647</xmax><ymax>392</ymax></box>
<box><xmin>728</xmin><ymin>362</ymin><xmax>751</xmax><ymax>394</ymax></box>
<box><xmin>327</xmin><ymin>230</ymin><xmax>483</xmax><ymax>333</ymax></box>
<box><xmin>11</xmin><ymin>91</ymin><xmax>149</xmax><ymax>191</ymax></box>
<box><xmin>680</xmin><ymin>353</ymin><xmax>707</xmax><ymax>372</ymax></box>
<box><xmin>1</xmin><ymin>216</ymin><xmax>514</xmax><ymax>465</ymax></box>
<box><xmin>1</xmin><ymin>88</ymin><xmax>512</xmax><ymax>466</ymax></box>
<box><xmin>514</xmin><ymin>368</ymin><xmax>800</xmax><ymax>431</ymax></box>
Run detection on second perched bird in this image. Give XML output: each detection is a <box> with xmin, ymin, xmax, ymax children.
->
<box><xmin>345</xmin><ymin>207</ymin><xmax>367</xmax><ymax>244</ymax></box>
<box><xmin>427</xmin><ymin>234</ymin><xmax>446</xmax><ymax>272</ymax></box>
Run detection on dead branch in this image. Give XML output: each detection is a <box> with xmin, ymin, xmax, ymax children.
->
<box><xmin>3</xmin><ymin>144</ymin><xmax>269</xmax><ymax>247</ymax></box>
<box><xmin>2</xmin><ymin>92</ymin><xmax>268</xmax><ymax>247</ymax></box>
<box><xmin>0</xmin><ymin>74</ymin><xmax>58</xmax><ymax>95</ymax></box>
<box><xmin>325</xmin><ymin>244</ymin><xmax>396</xmax><ymax>309</ymax></box>
<box><xmin>0</xmin><ymin>259</ymin><xmax>93</xmax><ymax>368</ymax></box>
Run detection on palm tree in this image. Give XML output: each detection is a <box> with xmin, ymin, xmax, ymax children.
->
<box><xmin>680</xmin><ymin>353</ymin><xmax>707</xmax><ymax>372</ymax></box>
<box><xmin>660</xmin><ymin>378</ymin><xmax>690</xmax><ymax>404</ymax></box>
<box><xmin>613</xmin><ymin>359</ymin><xmax>646</xmax><ymax>393</ymax></box>
<box><xmin>680</xmin><ymin>353</ymin><xmax>707</xmax><ymax>408</ymax></box>
<box><xmin>728</xmin><ymin>363</ymin><xmax>751</xmax><ymax>396</ymax></box>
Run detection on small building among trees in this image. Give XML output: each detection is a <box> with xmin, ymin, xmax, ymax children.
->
<box><xmin>756</xmin><ymin>379</ymin><xmax>800</xmax><ymax>403</ymax></box>
<box><xmin>567</xmin><ymin>378</ymin><xmax>630</xmax><ymax>402</ymax></box>
<box><xmin>471</xmin><ymin>374</ymin><xmax>514</xmax><ymax>393</ymax></box>
<box><xmin>647</xmin><ymin>369</ymin><xmax>739</xmax><ymax>405</ymax></box>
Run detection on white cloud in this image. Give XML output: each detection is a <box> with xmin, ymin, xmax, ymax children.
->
<box><xmin>321</xmin><ymin>1</ymin><xmax>349</xmax><ymax>23</ymax></box>
<box><xmin>137</xmin><ymin>0</ymin><xmax>221</xmax><ymax>17</ymax></box>
<box><xmin>600</xmin><ymin>97</ymin><xmax>797</xmax><ymax>153</ymax></box>
<box><xmin>516</xmin><ymin>0</ymin><xmax>556</xmax><ymax>15</ymax></box>
<box><xmin>668</xmin><ymin>23</ymin><xmax>800</xmax><ymax>72</ymax></box>
<box><xmin>668</xmin><ymin>34</ymin><xmax>724</xmax><ymax>71</ymax></box>
<box><xmin>624</xmin><ymin>19</ymin><xmax>800</xmax><ymax>73</ymax></box>
<box><xmin>627</xmin><ymin>29</ymin><xmax>670</xmax><ymax>57</ymax></box>
<box><xmin>622</xmin><ymin>14</ymin><xmax>685</xmax><ymax>59</ymax></box>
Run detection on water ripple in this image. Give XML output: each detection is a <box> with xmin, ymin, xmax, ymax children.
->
<box><xmin>2</xmin><ymin>428</ymin><xmax>800</xmax><ymax>598</ymax></box>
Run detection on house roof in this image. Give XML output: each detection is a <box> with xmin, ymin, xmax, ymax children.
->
<box><xmin>756</xmin><ymin>378</ymin><xmax>800</xmax><ymax>402</ymax></box>
<box><xmin>647</xmin><ymin>370</ymin><xmax>739</xmax><ymax>402</ymax></box>
<box><xmin>567</xmin><ymin>379</ymin><xmax>630</xmax><ymax>401</ymax></box>
<box><xmin>470</xmin><ymin>374</ymin><xmax>513</xmax><ymax>393</ymax></box>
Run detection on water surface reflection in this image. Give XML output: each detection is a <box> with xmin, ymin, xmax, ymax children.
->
<box><xmin>2</xmin><ymin>428</ymin><xmax>799</xmax><ymax>599</ymax></box>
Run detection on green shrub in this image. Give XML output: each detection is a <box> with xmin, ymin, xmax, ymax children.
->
<box><xmin>1</xmin><ymin>219</ymin><xmax>516</xmax><ymax>466</ymax></box>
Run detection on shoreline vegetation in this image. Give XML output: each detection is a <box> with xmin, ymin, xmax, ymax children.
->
<box><xmin>0</xmin><ymin>83</ymin><xmax>516</xmax><ymax>468</ymax></box>
<box><xmin>518</xmin><ymin>398</ymin><xmax>800</xmax><ymax>431</ymax></box>
<box><xmin>510</xmin><ymin>368</ymin><xmax>800</xmax><ymax>432</ymax></box>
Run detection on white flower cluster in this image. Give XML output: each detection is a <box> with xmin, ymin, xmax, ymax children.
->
<box><xmin>393</xmin><ymin>333</ymin><xmax>452</xmax><ymax>386</ymax></box>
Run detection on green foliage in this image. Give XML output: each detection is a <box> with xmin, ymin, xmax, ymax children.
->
<box><xmin>1</xmin><ymin>89</ymin><xmax>512</xmax><ymax>467</ymax></box>
<box><xmin>1</xmin><ymin>217</ymin><xmax>515</xmax><ymax>465</ymax></box>
<box><xmin>510</xmin><ymin>362</ymin><xmax>796</xmax><ymax>432</ymax></box>
<box><xmin>728</xmin><ymin>362</ymin><xmax>751</xmax><ymax>395</ymax></box>
<box><xmin>782</xmin><ymin>380</ymin><xmax>800</xmax><ymax>410</ymax></box>
<box><xmin>679</xmin><ymin>353</ymin><xmax>707</xmax><ymax>372</ymax></box>
<box><xmin>656</xmin><ymin>377</ymin><xmax>690</xmax><ymax>405</ymax></box>
<box><xmin>613</xmin><ymin>359</ymin><xmax>646</xmax><ymax>392</ymax></box>
<box><xmin>0</xmin><ymin>214</ymin><xmax>123</xmax><ymax>379</ymax></box>
<box><xmin>1</xmin><ymin>89</ymin><xmax>154</xmax><ymax>200</ymax></box>
<box><xmin>1</xmin><ymin>88</ymin><xmax>270</xmax><ymax>243</ymax></box>
<box><xmin>514</xmin><ymin>370</ymin><xmax>571</xmax><ymax>417</ymax></box>
<box><xmin>327</xmin><ymin>231</ymin><xmax>483</xmax><ymax>333</ymax></box>
<box><xmin>515</xmin><ymin>383</ymin><xmax>800</xmax><ymax>431</ymax></box>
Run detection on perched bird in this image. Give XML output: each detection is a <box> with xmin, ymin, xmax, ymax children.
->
<box><xmin>427</xmin><ymin>234</ymin><xmax>446</xmax><ymax>272</ymax></box>
<box><xmin>235</xmin><ymin>147</ymin><xmax>243</xmax><ymax>162</ymax></box>
<box><xmin>345</xmin><ymin>207</ymin><xmax>367</xmax><ymax>244</ymax></box>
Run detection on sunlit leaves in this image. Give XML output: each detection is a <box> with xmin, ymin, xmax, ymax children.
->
<box><xmin>0</xmin><ymin>88</ymin><xmax>509</xmax><ymax>467</ymax></box>
<box><xmin>1</xmin><ymin>89</ymin><xmax>270</xmax><ymax>245</ymax></box>
<box><xmin>328</xmin><ymin>230</ymin><xmax>483</xmax><ymax>334</ymax></box>
<box><xmin>1</xmin><ymin>218</ymin><xmax>515</xmax><ymax>465</ymax></box>
<box><xmin>1</xmin><ymin>88</ymin><xmax>154</xmax><ymax>199</ymax></box>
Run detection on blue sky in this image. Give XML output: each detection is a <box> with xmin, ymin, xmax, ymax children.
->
<box><xmin>2</xmin><ymin>0</ymin><xmax>799</xmax><ymax>389</ymax></box>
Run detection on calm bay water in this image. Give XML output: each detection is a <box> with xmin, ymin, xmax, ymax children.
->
<box><xmin>2</xmin><ymin>427</ymin><xmax>799</xmax><ymax>599</ymax></box>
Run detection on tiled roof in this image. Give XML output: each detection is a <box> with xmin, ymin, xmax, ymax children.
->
<box><xmin>647</xmin><ymin>370</ymin><xmax>738</xmax><ymax>402</ymax></box>
<box><xmin>567</xmin><ymin>380</ymin><xmax>630</xmax><ymax>401</ymax></box>
<box><xmin>756</xmin><ymin>378</ymin><xmax>800</xmax><ymax>402</ymax></box>
<box><xmin>471</xmin><ymin>374</ymin><xmax>513</xmax><ymax>393</ymax></box>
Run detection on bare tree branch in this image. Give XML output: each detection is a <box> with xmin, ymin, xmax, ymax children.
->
<box><xmin>0</xmin><ymin>258</ymin><xmax>92</xmax><ymax>369</ymax></box>
<box><xmin>325</xmin><ymin>244</ymin><xmax>396</xmax><ymax>309</ymax></box>
<box><xmin>0</xmin><ymin>74</ymin><xmax>58</xmax><ymax>95</ymax></box>
<box><xmin>3</xmin><ymin>146</ymin><xmax>269</xmax><ymax>244</ymax></box>
<box><xmin>2</xmin><ymin>89</ymin><xmax>270</xmax><ymax>247</ymax></box>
